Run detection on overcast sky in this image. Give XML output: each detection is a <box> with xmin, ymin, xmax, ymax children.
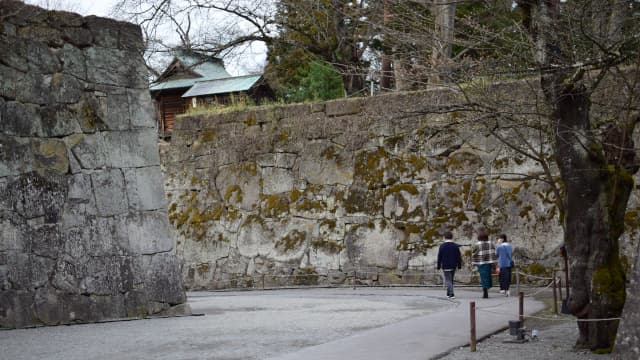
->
<box><xmin>23</xmin><ymin>0</ymin><xmax>266</xmax><ymax>76</ymax></box>
<box><xmin>24</xmin><ymin>0</ymin><xmax>116</xmax><ymax>17</ymax></box>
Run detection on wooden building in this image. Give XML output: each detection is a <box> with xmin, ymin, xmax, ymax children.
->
<box><xmin>150</xmin><ymin>50</ymin><xmax>273</xmax><ymax>137</ymax></box>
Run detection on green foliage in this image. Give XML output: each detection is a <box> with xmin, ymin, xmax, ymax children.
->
<box><xmin>264</xmin><ymin>0</ymin><xmax>372</xmax><ymax>97</ymax></box>
<box><xmin>287</xmin><ymin>61</ymin><xmax>344</xmax><ymax>102</ymax></box>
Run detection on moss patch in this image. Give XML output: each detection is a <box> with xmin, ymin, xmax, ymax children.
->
<box><xmin>261</xmin><ymin>194</ymin><xmax>290</xmax><ymax>218</ymax></box>
<box><xmin>224</xmin><ymin>185</ymin><xmax>243</xmax><ymax>203</ymax></box>
<box><xmin>275</xmin><ymin>230</ymin><xmax>307</xmax><ymax>252</ymax></box>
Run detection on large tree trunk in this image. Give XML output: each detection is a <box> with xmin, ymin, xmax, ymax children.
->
<box><xmin>549</xmin><ymin>79</ymin><xmax>634</xmax><ymax>351</ymax></box>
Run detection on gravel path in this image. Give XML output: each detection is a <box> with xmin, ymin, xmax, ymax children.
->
<box><xmin>437</xmin><ymin>294</ymin><xmax>614</xmax><ymax>360</ymax></box>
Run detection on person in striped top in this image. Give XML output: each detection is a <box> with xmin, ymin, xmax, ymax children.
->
<box><xmin>471</xmin><ymin>228</ymin><xmax>497</xmax><ymax>298</ymax></box>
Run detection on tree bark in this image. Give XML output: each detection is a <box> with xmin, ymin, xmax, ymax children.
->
<box><xmin>429</xmin><ymin>0</ymin><xmax>456</xmax><ymax>84</ymax></box>
<box><xmin>549</xmin><ymin>78</ymin><xmax>634</xmax><ymax>351</ymax></box>
<box><xmin>614</xmin><ymin>241</ymin><xmax>640</xmax><ymax>359</ymax></box>
<box><xmin>380</xmin><ymin>0</ymin><xmax>394</xmax><ymax>91</ymax></box>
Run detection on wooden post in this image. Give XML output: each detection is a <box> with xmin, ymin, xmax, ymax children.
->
<box><xmin>552</xmin><ymin>272</ymin><xmax>558</xmax><ymax>316</ymax></box>
<box><xmin>353</xmin><ymin>269</ymin><xmax>357</xmax><ymax>290</ymax></box>
<box><xmin>558</xmin><ymin>278</ymin><xmax>563</xmax><ymax>301</ymax></box>
<box><xmin>262</xmin><ymin>274</ymin><xmax>265</xmax><ymax>290</ymax></box>
<box><xmin>516</xmin><ymin>269</ymin><xmax>520</xmax><ymax>295</ymax></box>
<box><xmin>519</xmin><ymin>291</ymin><xmax>524</xmax><ymax>323</ymax></box>
<box><xmin>470</xmin><ymin>301</ymin><xmax>477</xmax><ymax>352</ymax></box>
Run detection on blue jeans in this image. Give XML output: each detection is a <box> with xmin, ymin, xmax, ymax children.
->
<box><xmin>443</xmin><ymin>269</ymin><xmax>456</xmax><ymax>296</ymax></box>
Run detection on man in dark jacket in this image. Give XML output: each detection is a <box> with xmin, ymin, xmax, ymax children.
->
<box><xmin>437</xmin><ymin>231</ymin><xmax>462</xmax><ymax>299</ymax></box>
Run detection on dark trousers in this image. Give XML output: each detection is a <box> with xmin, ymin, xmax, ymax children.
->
<box><xmin>443</xmin><ymin>269</ymin><xmax>456</xmax><ymax>296</ymax></box>
<box><xmin>499</xmin><ymin>266</ymin><xmax>512</xmax><ymax>291</ymax></box>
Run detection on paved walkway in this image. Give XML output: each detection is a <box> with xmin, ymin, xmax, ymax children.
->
<box><xmin>0</xmin><ymin>287</ymin><xmax>544</xmax><ymax>360</ymax></box>
<box><xmin>267</xmin><ymin>289</ymin><xmax>545</xmax><ymax>360</ymax></box>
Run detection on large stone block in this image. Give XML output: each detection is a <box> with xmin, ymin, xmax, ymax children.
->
<box><xmin>39</xmin><ymin>104</ymin><xmax>82</xmax><ymax>137</ymax></box>
<box><xmin>127</xmin><ymin>89</ymin><xmax>155</xmax><ymax>129</ymax></box>
<box><xmin>0</xmin><ymin>135</ymin><xmax>35</xmax><ymax>177</ymax></box>
<box><xmin>104</xmin><ymin>93</ymin><xmax>130</xmax><ymax>130</ymax></box>
<box><xmin>61</xmin><ymin>26</ymin><xmax>93</xmax><ymax>48</ymax></box>
<box><xmin>84</xmin><ymin>46</ymin><xmax>147</xmax><ymax>89</ymax></box>
<box><xmin>0</xmin><ymin>215</ymin><xmax>27</xmax><ymax>252</ymax></box>
<box><xmin>326</xmin><ymin>98</ymin><xmax>363</xmax><ymax>117</ymax></box>
<box><xmin>5</xmin><ymin>171</ymin><xmax>67</xmax><ymax>221</ymax></box>
<box><xmin>126</xmin><ymin>211</ymin><xmax>174</xmax><ymax>255</ymax></box>
<box><xmin>1</xmin><ymin>101</ymin><xmax>43</xmax><ymax>136</ymax></box>
<box><xmin>0</xmin><ymin>290</ymin><xmax>36</xmax><ymax>328</ymax></box>
<box><xmin>92</xmin><ymin>169</ymin><xmax>128</xmax><ymax>216</ymax></box>
<box><xmin>104</xmin><ymin>129</ymin><xmax>161</xmax><ymax>168</ymax></box>
<box><xmin>15</xmin><ymin>72</ymin><xmax>50</xmax><ymax>105</ymax></box>
<box><xmin>261</xmin><ymin>167</ymin><xmax>294</xmax><ymax>195</ymax></box>
<box><xmin>25</xmin><ymin>38</ymin><xmax>61</xmax><ymax>73</ymax></box>
<box><xmin>138</xmin><ymin>253</ymin><xmax>186</xmax><ymax>305</ymax></box>
<box><xmin>0</xmin><ymin>64</ymin><xmax>18</xmax><ymax>99</ymax></box>
<box><xmin>65</xmin><ymin>133</ymin><xmax>108</xmax><ymax>170</ymax></box>
<box><xmin>124</xmin><ymin>166</ymin><xmax>167</xmax><ymax>211</ymax></box>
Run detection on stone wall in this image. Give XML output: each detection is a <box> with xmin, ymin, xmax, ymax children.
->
<box><xmin>162</xmin><ymin>77</ymin><xmax>640</xmax><ymax>290</ymax></box>
<box><xmin>0</xmin><ymin>1</ymin><xmax>186</xmax><ymax>328</ymax></box>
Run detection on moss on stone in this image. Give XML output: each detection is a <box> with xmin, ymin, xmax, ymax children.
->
<box><xmin>276</xmin><ymin>230</ymin><xmax>307</xmax><ymax>252</ymax></box>
<box><xmin>353</xmin><ymin>147</ymin><xmax>403</xmax><ymax>190</ymax></box>
<box><xmin>319</xmin><ymin>219</ymin><xmax>337</xmax><ymax>230</ymax></box>
<box><xmin>244</xmin><ymin>114</ymin><xmax>257</xmax><ymax>126</ymax></box>
<box><xmin>242</xmin><ymin>162</ymin><xmax>258</xmax><ymax>177</ymax></box>
<box><xmin>311</xmin><ymin>239</ymin><xmax>344</xmax><ymax>253</ymax></box>
<box><xmin>224</xmin><ymin>185</ymin><xmax>243</xmax><ymax>203</ymax></box>
<box><xmin>290</xmin><ymin>189</ymin><xmax>303</xmax><ymax>202</ymax></box>
<box><xmin>261</xmin><ymin>194</ymin><xmax>289</xmax><ymax>218</ymax></box>
<box><xmin>384</xmin><ymin>134</ymin><xmax>405</xmax><ymax>149</ymax></box>
<box><xmin>244</xmin><ymin>214</ymin><xmax>266</xmax><ymax>227</ymax></box>
<box><xmin>199</xmin><ymin>129</ymin><xmax>216</xmax><ymax>143</ymax></box>
<box><xmin>386</xmin><ymin>183</ymin><xmax>419</xmax><ymax>196</ymax></box>
<box><xmin>344</xmin><ymin>188</ymin><xmax>380</xmax><ymax>214</ymax></box>
<box><xmin>405</xmin><ymin>154</ymin><xmax>427</xmax><ymax>174</ymax></box>
<box><xmin>196</xmin><ymin>263</ymin><xmax>210</xmax><ymax>275</ymax></box>
<box><xmin>296</xmin><ymin>198</ymin><xmax>326</xmax><ymax>212</ymax></box>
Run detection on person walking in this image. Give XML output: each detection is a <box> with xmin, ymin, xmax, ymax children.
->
<box><xmin>472</xmin><ymin>228</ymin><xmax>497</xmax><ymax>298</ymax></box>
<box><xmin>496</xmin><ymin>233</ymin><xmax>513</xmax><ymax>296</ymax></box>
<box><xmin>437</xmin><ymin>231</ymin><xmax>462</xmax><ymax>299</ymax></box>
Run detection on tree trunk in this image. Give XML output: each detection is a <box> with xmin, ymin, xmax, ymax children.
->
<box><xmin>550</xmin><ymin>79</ymin><xmax>633</xmax><ymax>352</ymax></box>
<box><xmin>380</xmin><ymin>0</ymin><xmax>394</xmax><ymax>91</ymax></box>
<box><xmin>429</xmin><ymin>0</ymin><xmax>456</xmax><ymax>84</ymax></box>
<box><xmin>614</xmin><ymin>242</ymin><xmax>640</xmax><ymax>359</ymax></box>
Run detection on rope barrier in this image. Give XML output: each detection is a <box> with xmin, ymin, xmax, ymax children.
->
<box><xmin>513</xmin><ymin>270</ymin><xmax>554</xmax><ymax>281</ymax></box>
<box><xmin>476</xmin><ymin>307</ymin><xmax>622</xmax><ymax>323</ymax></box>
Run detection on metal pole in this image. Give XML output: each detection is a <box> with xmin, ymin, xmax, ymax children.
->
<box><xmin>516</xmin><ymin>270</ymin><xmax>520</xmax><ymax>295</ymax></box>
<box><xmin>470</xmin><ymin>301</ymin><xmax>477</xmax><ymax>352</ymax></box>
<box><xmin>552</xmin><ymin>272</ymin><xmax>558</xmax><ymax>316</ymax></box>
<box><xmin>519</xmin><ymin>291</ymin><xmax>524</xmax><ymax>324</ymax></box>
<box><xmin>262</xmin><ymin>274</ymin><xmax>265</xmax><ymax>290</ymax></box>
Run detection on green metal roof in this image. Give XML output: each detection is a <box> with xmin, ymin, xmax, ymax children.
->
<box><xmin>181</xmin><ymin>75</ymin><xmax>263</xmax><ymax>97</ymax></box>
<box><xmin>149</xmin><ymin>52</ymin><xmax>231</xmax><ymax>92</ymax></box>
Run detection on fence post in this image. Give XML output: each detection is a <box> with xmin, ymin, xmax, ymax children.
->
<box><xmin>470</xmin><ymin>301</ymin><xmax>477</xmax><ymax>352</ymax></box>
<box><xmin>353</xmin><ymin>269</ymin><xmax>357</xmax><ymax>290</ymax></box>
<box><xmin>519</xmin><ymin>291</ymin><xmax>524</xmax><ymax>324</ymax></box>
<box><xmin>552</xmin><ymin>271</ymin><xmax>558</xmax><ymax>316</ymax></box>
<box><xmin>516</xmin><ymin>270</ymin><xmax>520</xmax><ymax>295</ymax></box>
